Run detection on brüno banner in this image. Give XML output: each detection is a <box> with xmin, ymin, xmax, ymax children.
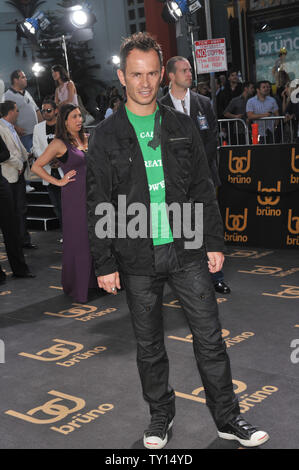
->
<box><xmin>255</xmin><ymin>26</ymin><xmax>299</xmax><ymax>82</ymax></box>
<box><xmin>218</xmin><ymin>144</ymin><xmax>299</xmax><ymax>249</ymax></box>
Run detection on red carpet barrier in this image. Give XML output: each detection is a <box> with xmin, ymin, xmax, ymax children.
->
<box><xmin>218</xmin><ymin>144</ymin><xmax>299</xmax><ymax>249</ymax></box>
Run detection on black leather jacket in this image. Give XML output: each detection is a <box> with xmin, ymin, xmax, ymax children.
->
<box><xmin>86</xmin><ymin>102</ymin><xmax>224</xmax><ymax>277</ymax></box>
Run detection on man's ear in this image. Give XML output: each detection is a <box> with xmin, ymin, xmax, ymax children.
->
<box><xmin>117</xmin><ymin>68</ymin><xmax>126</xmax><ymax>88</ymax></box>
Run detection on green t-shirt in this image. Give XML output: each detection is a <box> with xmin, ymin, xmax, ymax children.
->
<box><xmin>126</xmin><ymin>105</ymin><xmax>173</xmax><ymax>245</ymax></box>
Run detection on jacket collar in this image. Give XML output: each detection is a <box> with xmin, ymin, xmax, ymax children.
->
<box><xmin>114</xmin><ymin>100</ymin><xmax>182</xmax><ymax>138</ymax></box>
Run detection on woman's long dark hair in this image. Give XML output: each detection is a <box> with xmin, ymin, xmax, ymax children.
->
<box><xmin>55</xmin><ymin>104</ymin><xmax>85</xmax><ymax>147</ymax></box>
<box><xmin>51</xmin><ymin>64</ymin><xmax>70</xmax><ymax>86</ymax></box>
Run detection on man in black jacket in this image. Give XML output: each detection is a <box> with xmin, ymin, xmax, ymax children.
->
<box><xmin>160</xmin><ymin>56</ymin><xmax>230</xmax><ymax>294</ymax></box>
<box><xmin>86</xmin><ymin>32</ymin><xmax>268</xmax><ymax>449</ymax></box>
<box><xmin>0</xmin><ymin>134</ymin><xmax>35</xmax><ymax>283</ymax></box>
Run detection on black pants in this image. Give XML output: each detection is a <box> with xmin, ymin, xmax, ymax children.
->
<box><xmin>10</xmin><ymin>173</ymin><xmax>31</xmax><ymax>245</ymax></box>
<box><xmin>0</xmin><ymin>176</ymin><xmax>29</xmax><ymax>276</ymax></box>
<box><xmin>123</xmin><ymin>243</ymin><xmax>240</xmax><ymax>429</ymax></box>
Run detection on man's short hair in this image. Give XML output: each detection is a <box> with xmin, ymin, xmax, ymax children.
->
<box><xmin>228</xmin><ymin>68</ymin><xmax>238</xmax><ymax>77</ymax></box>
<box><xmin>256</xmin><ymin>80</ymin><xmax>269</xmax><ymax>90</ymax></box>
<box><xmin>42</xmin><ymin>98</ymin><xmax>57</xmax><ymax>109</ymax></box>
<box><xmin>242</xmin><ymin>81</ymin><xmax>255</xmax><ymax>91</ymax></box>
<box><xmin>0</xmin><ymin>100</ymin><xmax>16</xmax><ymax>117</ymax></box>
<box><xmin>119</xmin><ymin>32</ymin><xmax>163</xmax><ymax>72</ymax></box>
<box><xmin>10</xmin><ymin>70</ymin><xmax>22</xmax><ymax>84</ymax></box>
<box><xmin>166</xmin><ymin>56</ymin><xmax>187</xmax><ymax>77</ymax></box>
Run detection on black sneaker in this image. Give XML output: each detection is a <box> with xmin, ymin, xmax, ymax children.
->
<box><xmin>143</xmin><ymin>414</ymin><xmax>174</xmax><ymax>450</ymax></box>
<box><xmin>217</xmin><ymin>415</ymin><xmax>269</xmax><ymax>447</ymax></box>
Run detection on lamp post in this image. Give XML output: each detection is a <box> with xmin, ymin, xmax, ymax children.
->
<box><xmin>203</xmin><ymin>0</ymin><xmax>217</xmax><ymax>114</ymax></box>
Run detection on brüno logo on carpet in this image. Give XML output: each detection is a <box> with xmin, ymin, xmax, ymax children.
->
<box><xmin>5</xmin><ymin>390</ymin><xmax>114</xmax><ymax>434</ymax></box>
<box><xmin>18</xmin><ymin>339</ymin><xmax>107</xmax><ymax>367</ymax></box>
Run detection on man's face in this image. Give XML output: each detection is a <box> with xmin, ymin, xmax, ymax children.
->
<box><xmin>9</xmin><ymin>104</ymin><xmax>19</xmax><ymax>124</ymax></box>
<box><xmin>199</xmin><ymin>84</ymin><xmax>209</xmax><ymax>95</ymax></box>
<box><xmin>117</xmin><ymin>49</ymin><xmax>164</xmax><ymax>112</ymax></box>
<box><xmin>41</xmin><ymin>104</ymin><xmax>57</xmax><ymax>122</ymax></box>
<box><xmin>170</xmin><ymin>60</ymin><xmax>193</xmax><ymax>89</ymax></box>
<box><xmin>258</xmin><ymin>83</ymin><xmax>270</xmax><ymax>97</ymax></box>
<box><xmin>15</xmin><ymin>71</ymin><xmax>27</xmax><ymax>90</ymax></box>
<box><xmin>247</xmin><ymin>84</ymin><xmax>255</xmax><ymax>97</ymax></box>
<box><xmin>229</xmin><ymin>72</ymin><xmax>238</xmax><ymax>84</ymax></box>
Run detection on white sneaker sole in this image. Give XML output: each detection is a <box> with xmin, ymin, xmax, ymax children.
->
<box><xmin>217</xmin><ymin>430</ymin><xmax>269</xmax><ymax>447</ymax></box>
<box><xmin>143</xmin><ymin>419</ymin><xmax>174</xmax><ymax>450</ymax></box>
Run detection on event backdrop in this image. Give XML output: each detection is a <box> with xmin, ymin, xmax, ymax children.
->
<box><xmin>218</xmin><ymin>144</ymin><xmax>299</xmax><ymax>249</ymax></box>
<box><xmin>255</xmin><ymin>26</ymin><xmax>299</xmax><ymax>82</ymax></box>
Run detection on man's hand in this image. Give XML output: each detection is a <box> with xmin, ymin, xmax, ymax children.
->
<box><xmin>97</xmin><ymin>272</ymin><xmax>121</xmax><ymax>295</ymax></box>
<box><xmin>207</xmin><ymin>252</ymin><xmax>224</xmax><ymax>274</ymax></box>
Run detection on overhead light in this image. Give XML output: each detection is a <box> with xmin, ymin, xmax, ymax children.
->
<box><xmin>70</xmin><ymin>10</ymin><xmax>88</xmax><ymax>28</ymax></box>
<box><xmin>161</xmin><ymin>0</ymin><xmax>198</xmax><ymax>24</ymax></box>
<box><xmin>112</xmin><ymin>55</ymin><xmax>120</xmax><ymax>66</ymax></box>
<box><xmin>32</xmin><ymin>62</ymin><xmax>46</xmax><ymax>76</ymax></box>
<box><xmin>68</xmin><ymin>3</ymin><xmax>96</xmax><ymax>29</ymax></box>
<box><xmin>16</xmin><ymin>11</ymin><xmax>50</xmax><ymax>42</ymax></box>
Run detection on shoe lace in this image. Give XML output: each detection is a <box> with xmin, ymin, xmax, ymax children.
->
<box><xmin>145</xmin><ymin>414</ymin><xmax>169</xmax><ymax>437</ymax></box>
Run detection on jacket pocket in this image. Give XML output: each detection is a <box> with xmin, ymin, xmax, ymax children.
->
<box><xmin>168</xmin><ymin>138</ymin><xmax>192</xmax><ymax>178</ymax></box>
<box><xmin>109</xmin><ymin>149</ymin><xmax>133</xmax><ymax>184</ymax></box>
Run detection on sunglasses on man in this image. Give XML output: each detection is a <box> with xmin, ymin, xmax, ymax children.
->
<box><xmin>41</xmin><ymin>108</ymin><xmax>54</xmax><ymax>114</ymax></box>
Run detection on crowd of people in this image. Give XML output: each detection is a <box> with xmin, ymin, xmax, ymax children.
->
<box><xmin>190</xmin><ymin>67</ymin><xmax>299</xmax><ymax>144</ymax></box>
<box><xmin>0</xmin><ymin>31</ymin><xmax>283</xmax><ymax>450</ymax></box>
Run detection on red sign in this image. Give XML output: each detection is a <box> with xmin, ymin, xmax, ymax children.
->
<box><xmin>194</xmin><ymin>38</ymin><xmax>228</xmax><ymax>74</ymax></box>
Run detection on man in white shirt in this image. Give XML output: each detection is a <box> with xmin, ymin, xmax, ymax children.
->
<box><xmin>246</xmin><ymin>81</ymin><xmax>279</xmax><ymax>143</ymax></box>
<box><xmin>0</xmin><ymin>100</ymin><xmax>36</xmax><ymax>248</ymax></box>
<box><xmin>4</xmin><ymin>70</ymin><xmax>43</xmax><ymax>152</ymax></box>
<box><xmin>33</xmin><ymin>99</ymin><xmax>63</xmax><ymax>227</ymax></box>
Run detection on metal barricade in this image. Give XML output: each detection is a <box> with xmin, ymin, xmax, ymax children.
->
<box><xmin>218</xmin><ymin>118</ymin><xmax>250</xmax><ymax>146</ymax></box>
<box><xmin>249</xmin><ymin>116</ymin><xmax>295</xmax><ymax>144</ymax></box>
<box><xmin>218</xmin><ymin>116</ymin><xmax>298</xmax><ymax>146</ymax></box>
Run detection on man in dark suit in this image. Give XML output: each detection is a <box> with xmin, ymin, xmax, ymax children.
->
<box><xmin>160</xmin><ymin>56</ymin><xmax>230</xmax><ymax>294</ymax></box>
<box><xmin>0</xmin><ymin>134</ymin><xmax>35</xmax><ymax>283</ymax></box>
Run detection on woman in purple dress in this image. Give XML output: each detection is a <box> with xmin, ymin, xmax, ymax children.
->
<box><xmin>32</xmin><ymin>104</ymin><xmax>98</xmax><ymax>303</ymax></box>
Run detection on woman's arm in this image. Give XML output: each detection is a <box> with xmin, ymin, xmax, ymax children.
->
<box><xmin>31</xmin><ymin>139</ymin><xmax>76</xmax><ymax>186</ymax></box>
<box><xmin>58</xmin><ymin>81</ymin><xmax>77</xmax><ymax>106</ymax></box>
<box><xmin>54</xmin><ymin>87</ymin><xmax>59</xmax><ymax>106</ymax></box>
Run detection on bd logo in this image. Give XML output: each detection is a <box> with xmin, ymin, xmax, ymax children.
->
<box><xmin>5</xmin><ymin>391</ymin><xmax>85</xmax><ymax>425</ymax></box>
<box><xmin>19</xmin><ymin>339</ymin><xmax>83</xmax><ymax>362</ymax></box>
<box><xmin>288</xmin><ymin>209</ymin><xmax>299</xmax><ymax>235</ymax></box>
<box><xmin>257</xmin><ymin>181</ymin><xmax>281</xmax><ymax>206</ymax></box>
<box><xmin>263</xmin><ymin>285</ymin><xmax>299</xmax><ymax>299</ymax></box>
<box><xmin>228</xmin><ymin>150</ymin><xmax>251</xmax><ymax>174</ymax></box>
<box><xmin>225</xmin><ymin>208</ymin><xmax>248</xmax><ymax>232</ymax></box>
<box><xmin>5</xmin><ymin>390</ymin><xmax>114</xmax><ymax>435</ymax></box>
<box><xmin>291</xmin><ymin>148</ymin><xmax>299</xmax><ymax>173</ymax></box>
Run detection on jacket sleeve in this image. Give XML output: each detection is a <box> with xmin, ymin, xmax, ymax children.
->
<box><xmin>0</xmin><ymin>130</ymin><xmax>24</xmax><ymax>171</ymax></box>
<box><xmin>205</xmin><ymin>97</ymin><xmax>219</xmax><ymax>157</ymax></box>
<box><xmin>188</xmin><ymin>120</ymin><xmax>225</xmax><ymax>253</ymax></box>
<box><xmin>0</xmin><ymin>135</ymin><xmax>9</xmax><ymax>163</ymax></box>
<box><xmin>86</xmin><ymin>126</ymin><xmax>119</xmax><ymax>276</ymax></box>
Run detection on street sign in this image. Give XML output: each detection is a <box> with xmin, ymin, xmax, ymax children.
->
<box><xmin>194</xmin><ymin>38</ymin><xmax>228</xmax><ymax>74</ymax></box>
<box><xmin>189</xmin><ymin>0</ymin><xmax>202</xmax><ymax>14</ymax></box>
